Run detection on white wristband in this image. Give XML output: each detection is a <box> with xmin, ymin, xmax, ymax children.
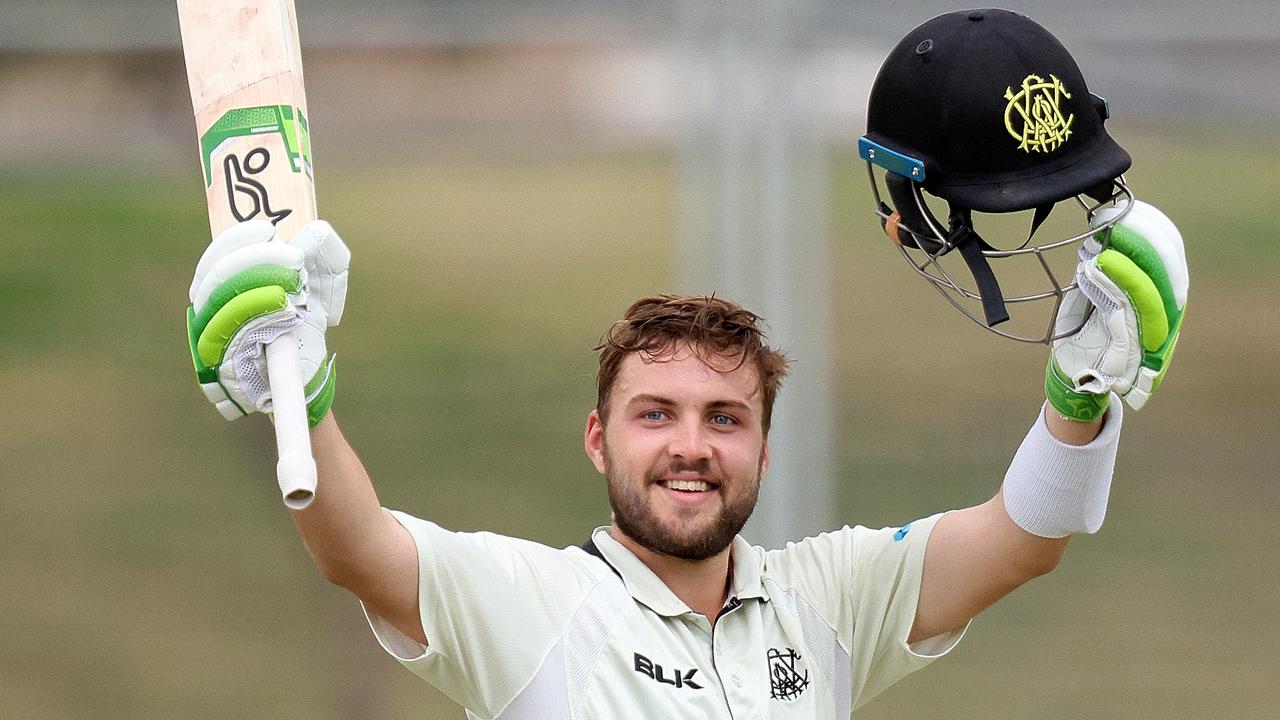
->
<box><xmin>1002</xmin><ymin>398</ymin><xmax>1124</xmax><ymax>538</ymax></box>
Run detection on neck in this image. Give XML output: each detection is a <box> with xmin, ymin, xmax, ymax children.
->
<box><xmin>609</xmin><ymin>523</ymin><xmax>732</xmax><ymax>621</ymax></box>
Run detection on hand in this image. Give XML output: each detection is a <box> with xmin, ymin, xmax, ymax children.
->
<box><xmin>186</xmin><ymin>219</ymin><xmax>350</xmax><ymax>426</ymax></box>
<box><xmin>1046</xmin><ymin>200</ymin><xmax>1188</xmax><ymax>422</ymax></box>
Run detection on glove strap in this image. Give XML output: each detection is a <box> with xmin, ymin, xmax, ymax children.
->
<box><xmin>1045</xmin><ymin>357</ymin><xmax>1110</xmax><ymax>422</ymax></box>
<box><xmin>304</xmin><ymin>355</ymin><xmax>337</xmax><ymax>427</ymax></box>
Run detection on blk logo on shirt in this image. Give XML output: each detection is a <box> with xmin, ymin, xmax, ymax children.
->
<box><xmin>634</xmin><ymin>652</ymin><xmax>704</xmax><ymax>690</ymax></box>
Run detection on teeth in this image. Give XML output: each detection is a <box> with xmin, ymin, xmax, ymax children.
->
<box><xmin>666</xmin><ymin>479</ymin><xmax>710</xmax><ymax>492</ymax></box>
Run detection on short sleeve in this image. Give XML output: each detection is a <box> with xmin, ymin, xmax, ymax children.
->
<box><xmin>361</xmin><ymin>511</ymin><xmax>606</xmax><ymax>717</ymax></box>
<box><xmin>763</xmin><ymin>512</ymin><xmax>964</xmax><ymax>711</ymax></box>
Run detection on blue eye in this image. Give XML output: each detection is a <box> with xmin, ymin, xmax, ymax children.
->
<box><xmin>710</xmin><ymin>414</ymin><xmax>735</xmax><ymax>426</ymax></box>
<box><xmin>643</xmin><ymin>410</ymin><xmax>667</xmax><ymax>421</ymax></box>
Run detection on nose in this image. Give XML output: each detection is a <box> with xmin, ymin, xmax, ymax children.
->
<box><xmin>668</xmin><ymin>417</ymin><xmax>712</xmax><ymax>462</ymax></box>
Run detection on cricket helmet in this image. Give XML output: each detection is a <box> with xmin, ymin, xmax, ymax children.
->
<box><xmin>858</xmin><ymin>8</ymin><xmax>1134</xmax><ymax>343</ymax></box>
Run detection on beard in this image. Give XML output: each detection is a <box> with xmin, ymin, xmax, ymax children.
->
<box><xmin>604</xmin><ymin>445</ymin><xmax>761</xmax><ymax>561</ymax></box>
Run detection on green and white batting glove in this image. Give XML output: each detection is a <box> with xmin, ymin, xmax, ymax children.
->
<box><xmin>1047</xmin><ymin>200</ymin><xmax>1189</xmax><ymax>422</ymax></box>
<box><xmin>186</xmin><ymin>219</ymin><xmax>350</xmax><ymax>426</ymax></box>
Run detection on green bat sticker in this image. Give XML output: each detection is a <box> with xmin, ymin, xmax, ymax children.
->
<box><xmin>199</xmin><ymin>104</ymin><xmax>312</xmax><ymax>187</ymax></box>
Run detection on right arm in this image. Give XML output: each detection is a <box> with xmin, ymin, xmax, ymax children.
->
<box><xmin>186</xmin><ymin>221</ymin><xmax>608</xmax><ymax>711</ymax></box>
<box><xmin>292</xmin><ymin>410</ymin><xmax>425</xmax><ymax>645</ymax></box>
<box><xmin>186</xmin><ymin>221</ymin><xmax>427</xmax><ymax>648</ymax></box>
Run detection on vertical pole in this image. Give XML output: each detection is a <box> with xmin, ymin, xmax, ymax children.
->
<box><xmin>676</xmin><ymin>0</ymin><xmax>835</xmax><ymax>549</ymax></box>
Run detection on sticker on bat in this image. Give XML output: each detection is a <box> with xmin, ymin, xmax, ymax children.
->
<box><xmin>199</xmin><ymin>104</ymin><xmax>314</xmax><ymax>186</ymax></box>
<box><xmin>224</xmin><ymin>147</ymin><xmax>292</xmax><ymax>225</ymax></box>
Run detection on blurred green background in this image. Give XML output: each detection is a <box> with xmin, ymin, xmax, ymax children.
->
<box><xmin>2</xmin><ymin>2</ymin><xmax>1277</xmax><ymax>718</ymax></box>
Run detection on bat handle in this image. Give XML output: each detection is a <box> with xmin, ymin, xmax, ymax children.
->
<box><xmin>265</xmin><ymin>331</ymin><xmax>317</xmax><ymax>509</ymax></box>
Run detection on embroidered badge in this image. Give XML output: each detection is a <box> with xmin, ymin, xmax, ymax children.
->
<box><xmin>1003</xmin><ymin>74</ymin><xmax>1074</xmax><ymax>153</ymax></box>
<box><xmin>768</xmin><ymin>648</ymin><xmax>810</xmax><ymax>701</ymax></box>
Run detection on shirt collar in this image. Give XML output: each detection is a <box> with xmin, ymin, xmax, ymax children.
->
<box><xmin>727</xmin><ymin>535</ymin><xmax>768</xmax><ymax>602</ymax></box>
<box><xmin>588</xmin><ymin>527</ymin><xmax>768</xmax><ymax>617</ymax></box>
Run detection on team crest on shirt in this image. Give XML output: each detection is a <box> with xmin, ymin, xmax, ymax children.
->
<box><xmin>767</xmin><ymin>647</ymin><xmax>809</xmax><ymax>701</ymax></box>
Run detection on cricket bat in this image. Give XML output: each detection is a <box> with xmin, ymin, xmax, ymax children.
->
<box><xmin>178</xmin><ymin>0</ymin><xmax>318</xmax><ymax>510</ymax></box>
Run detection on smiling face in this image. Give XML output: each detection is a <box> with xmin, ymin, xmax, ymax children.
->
<box><xmin>584</xmin><ymin>344</ymin><xmax>770</xmax><ymax>561</ymax></box>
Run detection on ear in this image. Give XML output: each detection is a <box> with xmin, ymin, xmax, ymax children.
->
<box><xmin>584</xmin><ymin>409</ymin><xmax>607</xmax><ymax>475</ymax></box>
<box><xmin>760</xmin><ymin>437</ymin><xmax>770</xmax><ymax>476</ymax></box>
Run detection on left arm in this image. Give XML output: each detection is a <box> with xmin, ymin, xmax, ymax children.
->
<box><xmin>909</xmin><ymin>198</ymin><xmax>1188</xmax><ymax>644</ymax></box>
<box><xmin>908</xmin><ymin>409</ymin><xmax>1100</xmax><ymax>644</ymax></box>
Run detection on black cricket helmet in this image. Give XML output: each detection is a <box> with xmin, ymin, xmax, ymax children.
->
<box><xmin>859</xmin><ymin>8</ymin><xmax>1134</xmax><ymax>343</ymax></box>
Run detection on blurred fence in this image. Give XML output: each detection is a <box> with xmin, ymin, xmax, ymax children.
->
<box><xmin>2</xmin><ymin>1</ymin><xmax>1278</xmax><ymax>169</ymax></box>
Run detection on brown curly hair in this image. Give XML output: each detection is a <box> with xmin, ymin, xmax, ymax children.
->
<box><xmin>594</xmin><ymin>295</ymin><xmax>790</xmax><ymax>433</ymax></box>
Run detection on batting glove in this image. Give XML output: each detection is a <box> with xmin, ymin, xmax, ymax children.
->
<box><xmin>1047</xmin><ymin>200</ymin><xmax>1189</xmax><ymax>422</ymax></box>
<box><xmin>186</xmin><ymin>219</ymin><xmax>350</xmax><ymax>426</ymax></box>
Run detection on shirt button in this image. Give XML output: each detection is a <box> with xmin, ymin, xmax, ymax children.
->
<box><xmin>732</xmin><ymin>675</ymin><xmax>743</xmax><ymax>688</ymax></box>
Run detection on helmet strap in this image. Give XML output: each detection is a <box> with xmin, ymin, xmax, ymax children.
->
<box><xmin>884</xmin><ymin>173</ymin><xmax>944</xmax><ymax>253</ymax></box>
<box><xmin>948</xmin><ymin>206</ymin><xmax>1010</xmax><ymax>327</ymax></box>
<box><xmin>1028</xmin><ymin>202</ymin><xmax>1054</xmax><ymax>245</ymax></box>
<box><xmin>1084</xmin><ymin>179</ymin><xmax>1119</xmax><ymax>204</ymax></box>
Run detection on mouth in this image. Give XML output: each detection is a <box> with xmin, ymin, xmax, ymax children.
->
<box><xmin>656</xmin><ymin>476</ymin><xmax>720</xmax><ymax>496</ymax></box>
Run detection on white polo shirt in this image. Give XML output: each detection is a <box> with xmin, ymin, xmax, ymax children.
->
<box><xmin>364</xmin><ymin>511</ymin><xmax>962</xmax><ymax>719</ymax></box>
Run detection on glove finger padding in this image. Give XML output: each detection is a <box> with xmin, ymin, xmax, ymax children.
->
<box><xmin>187</xmin><ymin>220</ymin><xmax>347</xmax><ymax>425</ymax></box>
<box><xmin>190</xmin><ymin>221</ymin><xmax>296</xmax><ymax>304</ymax></box>
<box><xmin>1091</xmin><ymin>201</ymin><xmax>1188</xmax><ymax>408</ymax></box>
<box><xmin>1048</xmin><ymin>200</ymin><xmax>1188</xmax><ymax>420</ymax></box>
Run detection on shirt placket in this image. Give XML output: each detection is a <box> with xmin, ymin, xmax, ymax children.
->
<box><xmin>705</xmin><ymin>596</ymin><xmax>767</xmax><ymax>720</ymax></box>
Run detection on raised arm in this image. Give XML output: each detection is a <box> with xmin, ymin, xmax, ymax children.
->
<box><xmin>294</xmin><ymin>412</ymin><xmax>423</xmax><ymax>644</ymax></box>
<box><xmin>909</xmin><ymin>409</ymin><xmax>1101</xmax><ymax>643</ymax></box>
<box><xmin>186</xmin><ymin>220</ymin><xmax>423</xmax><ymax>644</ymax></box>
<box><xmin>910</xmin><ymin>199</ymin><xmax>1188</xmax><ymax>644</ymax></box>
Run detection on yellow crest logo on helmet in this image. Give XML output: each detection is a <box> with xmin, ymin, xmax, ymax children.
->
<box><xmin>1003</xmin><ymin>74</ymin><xmax>1074</xmax><ymax>153</ymax></box>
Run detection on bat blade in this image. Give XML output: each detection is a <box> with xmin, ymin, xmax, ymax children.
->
<box><xmin>178</xmin><ymin>0</ymin><xmax>318</xmax><ymax>509</ymax></box>
<box><xmin>178</xmin><ymin>0</ymin><xmax>316</xmax><ymax>240</ymax></box>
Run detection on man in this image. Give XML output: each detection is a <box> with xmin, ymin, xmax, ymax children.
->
<box><xmin>184</xmin><ymin>10</ymin><xmax>1187</xmax><ymax>719</ymax></box>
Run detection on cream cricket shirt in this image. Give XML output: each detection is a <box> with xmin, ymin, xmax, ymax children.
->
<box><xmin>364</xmin><ymin>513</ymin><xmax>963</xmax><ymax>719</ymax></box>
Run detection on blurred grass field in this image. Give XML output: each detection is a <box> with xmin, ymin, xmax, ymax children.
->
<box><xmin>1</xmin><ymin>123</ymin><xmax>1276</xmax><ymax>719</ymax></box>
